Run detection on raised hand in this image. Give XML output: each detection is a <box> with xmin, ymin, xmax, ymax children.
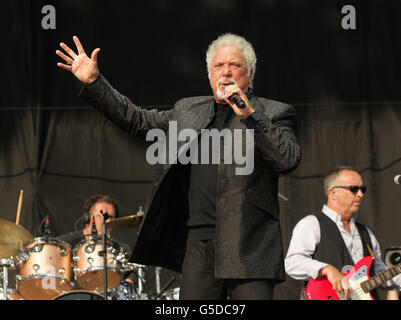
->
<box><xmin>56</xmin><ymin>36</ymin><xmax>101</xmax><ymax>85</ymax></box>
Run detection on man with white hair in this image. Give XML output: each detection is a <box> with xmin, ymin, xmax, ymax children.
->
<box><xmin>56</xmin><ymin>33</ymin><xmax>301</xmax><ymax>299</ymax></box>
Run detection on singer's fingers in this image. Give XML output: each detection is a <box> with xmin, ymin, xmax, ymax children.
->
<box><xmin>59</xmin><ymin>42</ymin><xmax>77</xmax><ymax>59</ymax></box>
<box><xmin>73</xmin><ymin>35</ymin><xmax>86</xmax><ymax>55</ymax></box>
<box><xmin>57</xmin><ymin>62</ymin><xmax>72</xmax><ymax>71</ymax></box>
<box><xmin>223</xmin><ymin>84</ymin><xmax>239</xmax><ymax>98</ymax></box>
<box><xmin>56</xmin><ymin>50</ymin><xmax>74</xmax><ymax>65</ymax></box>
<box><xmin>91</xmin><ymin>48</ymin><xmax>101</xmax><ymax>62</ymax></box>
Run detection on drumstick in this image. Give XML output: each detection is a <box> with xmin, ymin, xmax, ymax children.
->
<box><xmin>15</xmin><ymin>189</ymin><xmax>24</xmax><ymax>225</ymax></box>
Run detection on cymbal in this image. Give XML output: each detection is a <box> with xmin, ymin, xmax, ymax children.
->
<box><xmin>106</xmin><ymin>214</ymin><xmax>143</xmax><ymax>230</ymax></box>
<box><xmin>0</xmin><ymin>219</ymin><xmax>33</xmax><ymax>259</ymax></box>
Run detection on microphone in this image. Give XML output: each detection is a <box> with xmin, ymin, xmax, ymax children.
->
<box><xmin>223</xmin><ymin>87</ymin><xmax>246</xmax><ymax>109</ymax></box>
<box><xmin>44</xmin><ymin>216</ymin><xmax>51</xmax><ymax>237</ymax></box>
<box><xmin>394</xmin><ymin>175</ymin><xmax>401</xmax><ymax>185</ymax></box>
<box><xmin>91</xmin><ymin>217</ymin><xmax>97</xmax><ymax>236</ymax></box>
<box><xmin>100</xmin><ymin>210</ymin><xmax>109</xmax><ymax>221</ymax></box>
<box><xmin>229</xmin><ymin>94</ymin><xmax>246</xmax><ymax>109</ymax></box>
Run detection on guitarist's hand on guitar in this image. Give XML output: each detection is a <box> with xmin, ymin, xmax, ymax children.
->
<box><xmin>319</xmin><ymin>265</ymin><xmax>352</xmax><ymax>299</ymax></box>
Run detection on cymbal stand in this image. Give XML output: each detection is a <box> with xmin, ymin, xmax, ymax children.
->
<box><xmin>0</xmin><ymin>258</ymin><xmax>14</xmax><ymax>301</ymax></box>
<box><xmin>136</xmin><ymin>264</ymin><xmax>148</xmax><ymax>299</ymax></box>
<box><xmin>155</xmin><ymin>266</ymin><xmax>161</xmax><ymax>299</ymax></box>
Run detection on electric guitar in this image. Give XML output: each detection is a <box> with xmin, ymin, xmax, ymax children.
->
<box><xmin>306</xmin><ymin>256</ymin><xmax>401</xmax><ymax>300</ymax></box>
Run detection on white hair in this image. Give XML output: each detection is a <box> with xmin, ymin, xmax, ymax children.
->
<box><xmin>206</xmin><ymin>33</ymin><xmax>257</xmax><ymax>88</ymax></box>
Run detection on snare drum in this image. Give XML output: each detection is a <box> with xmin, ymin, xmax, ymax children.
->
<box><xmin>73</xmin><ymin>238</ymin><xmax>124</xmax><ymax>290</ymax></box>
<box><xmin>52</xmin><ymin>290</ymin><xmax>104</xmax><ymax>300</ymax></box>
<box><xmin>16</xmin><ymin>237</ymin><xmax>73</xmax><ymax>300</ymax></box>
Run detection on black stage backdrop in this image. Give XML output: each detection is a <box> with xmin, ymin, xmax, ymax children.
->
<box><xmin>1</xmin><ymin>0</ymin><xmax>401</xmax><ymax>300</ymax></box>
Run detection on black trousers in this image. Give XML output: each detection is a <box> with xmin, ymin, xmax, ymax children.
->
<box><xmin>179</xmin><ymin>239</ymin><xmax>275</xmax><ymax>300</ymax></box>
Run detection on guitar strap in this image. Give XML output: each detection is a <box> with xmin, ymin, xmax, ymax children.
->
<box><xmin>355</xmin><ymin>222</ymin><xmax>374</xmax><ymax>261</ymax></box>
<box><xmin>355</xmin><ymin>222</ymin><xmax>380</xmax><ymax>300</ymax></box>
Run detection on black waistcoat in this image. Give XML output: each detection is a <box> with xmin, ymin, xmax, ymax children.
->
<box><xmin>312</xmin><ymin>212</ymin><xmax>379</xmax><ymax>300</ymax></box>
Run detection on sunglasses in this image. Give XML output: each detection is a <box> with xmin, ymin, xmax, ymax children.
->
<box><xmin>332</xmin><ymin>185</ymin><xmax>367</xmax><ymax>194</ymax></box>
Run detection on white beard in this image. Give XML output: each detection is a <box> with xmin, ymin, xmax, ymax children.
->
<box><xmin>216</xmin><ymin>87</ymin><xmax>225</xmax><ymax>100</ymax></box>
<box><xmin>216</xmin><ymin>77</ymin><xmax>236</xmax><ymax>100</ymax></box>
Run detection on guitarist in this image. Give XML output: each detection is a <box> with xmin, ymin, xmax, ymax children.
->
<box><xmin>285</xmin><ymin>166</ymin><xmax>401</xmax><ymax>299</ymax></box>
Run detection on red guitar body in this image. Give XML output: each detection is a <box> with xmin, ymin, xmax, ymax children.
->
<box><xmin>306</xmin><ymin>256</ymin><xmax>374</xmax><ymax>300</ymax></box>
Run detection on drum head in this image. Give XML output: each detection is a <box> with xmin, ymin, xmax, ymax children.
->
<box><xmin>18</xmin><ymin>278</ymin><xmax>72</xmax><ymax>300</ymax></box>
<box><xmin>77</xmin><ymin>269</ymin><xmax>122</xmax><ymax>291</ymax></box>
<box><xmin>53</xmin><ymin>290</ymin><xmax>104</xmax><ymax>300</ymax></box>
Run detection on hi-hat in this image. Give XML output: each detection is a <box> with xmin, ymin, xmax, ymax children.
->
<box><xmin>0</xmin><ymin>219</ymin><xmax>33</xmax><ymax>259</ymax></box>
<box><xmin>106</xmin><ymin>214</ymin><xmax>143</xmax><ymax>230</ymax></box>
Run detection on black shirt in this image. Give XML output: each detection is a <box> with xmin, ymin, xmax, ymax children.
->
<box><xmin>187</xmin><ymin>102</ymin><xmax>234</xmax><ymax>240</ymax></box>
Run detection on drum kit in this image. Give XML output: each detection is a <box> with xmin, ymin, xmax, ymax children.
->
<box><xmin>0</xmin><ymin>194</ymin><xmax>180</xmax><ymax>300</ymax></box>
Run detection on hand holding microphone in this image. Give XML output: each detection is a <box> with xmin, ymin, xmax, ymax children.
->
<box><xmin>223</xmin><ymin>86</ymin><xmax>246</xmax><ymax>109</ymax></box>
<box><xmin>223</xmin><ymin>85</ymin><xmax>255</xmax><ymax>118</ymax></box>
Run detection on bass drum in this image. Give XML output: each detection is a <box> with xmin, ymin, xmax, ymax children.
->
<box><xmin>52</xmin><ymin>290</ymin><xmax>104</xmax><ymax>300</ymax></box>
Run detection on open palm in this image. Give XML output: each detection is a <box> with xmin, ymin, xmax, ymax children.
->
<box><xmin>56</xmin><ymin>36</ymin><xmax>100</xmax><ymax>85</ymax></box>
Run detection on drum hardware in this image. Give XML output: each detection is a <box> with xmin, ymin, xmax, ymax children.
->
<box><xmin>0</xmin><ymin>258</ymin><xmax>16</xmax><ymax>301</ymax></box>
<box><xmin>154</xmin><ymin>275</ymin><xmax>176</xmax><ymax>300</ymax></box>
<box><xmin>162</xmin><ymin>287</ymin><xmax>180</xmax><ymax>300</ymax></box>
<box><xmin>0</xmin><ymin>215</ymin><xmax>33</xmax><ymax>301</ymax></box>
<box><xmin>103</xmin><ymin>280</ymin><xmax>137</xmax><ymax>300</ymax></box>
<box><xmin>101</xmin><ymin>211</ymin><xmax>143</xmax><ymax>299</ymax></box>
<box><xmin>100</xmin><ymin>210</ymin><xmax>108</xmax><ymax>300</ymax></box>
<box><xmin>111</xmin><ymin>281</ymin><xmax>136</xmax><ymax>300</ymax></box>
<box><xmin>0</xmin><ymin>287</ymin><xmax>24</xmax><ymax>300</ymax></box>
<box><xmin>155</xmin><ymin>266</ymin><xmax>161</xmax><ymax>297</ymax></box>
<box><xmin>136</xmin><ymin>264</ymin><xmax>148</xmax><ymax>299</ymax></box>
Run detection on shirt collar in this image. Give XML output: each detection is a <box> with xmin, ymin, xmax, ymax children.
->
<box><xmin>322</xmin><ymin>204</ymin><xmax>357</xmax><ymax>226</ymax></box>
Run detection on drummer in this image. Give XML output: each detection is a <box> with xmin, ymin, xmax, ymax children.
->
<box><xmin>78</xmin><ymin>194</ymin><xmax>133</xmax><ymax>257</ymax></box>
<box><xmin>81</xmin><ymin>194</ymin><xmax>119</xmax><ymax>240</ymax></box>
<box><xmin>75</xmin><ymin>194</ymin><xmax>135</xmax><ymax>286</ymax></box>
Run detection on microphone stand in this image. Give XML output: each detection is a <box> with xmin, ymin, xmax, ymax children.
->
<box><xmin>100</xmin><ymin>211</ymin><xmax>108</xmax><ymax>300</ymax></box>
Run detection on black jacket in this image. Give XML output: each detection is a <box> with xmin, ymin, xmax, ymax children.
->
<box><xmin>80</xmin><ymin>75</ymin><xmax>302</xmax><ymax>281</ymax></box>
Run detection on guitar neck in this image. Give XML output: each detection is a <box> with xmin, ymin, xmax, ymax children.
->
<box><xmin>361</xmin><ymin>263</ymin><xmax>401</xmax><ymax>292</ymax></box>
